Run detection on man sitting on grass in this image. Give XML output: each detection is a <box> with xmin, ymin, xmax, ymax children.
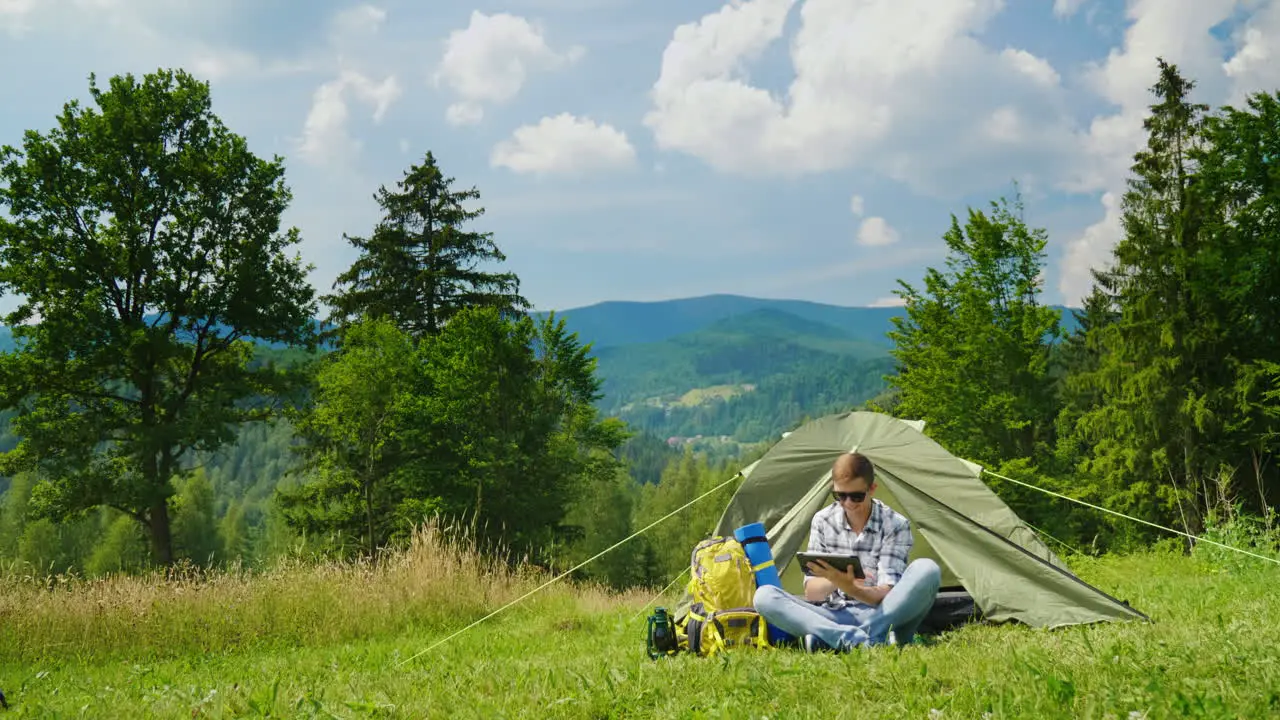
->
<box><xmin>753</xmin><ymin>451</ymin><xmax>941</xmax><ymax>652</ymax></box>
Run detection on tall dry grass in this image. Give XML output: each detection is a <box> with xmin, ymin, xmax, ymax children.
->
<box><xmin>0</xmin><ymin>520</ymin><xmax>640</xmax><ymax>665</ymax></box>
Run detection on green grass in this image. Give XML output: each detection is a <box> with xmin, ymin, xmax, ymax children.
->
<box><xmin>1</xmin><ymin>533</ymin><xmax>1277</xmax><ymax>718</ymax></box>
<box><xmin>674</xmin><ymin>385</ymin><xmax>756</xmax><ymax>408</ymax></box>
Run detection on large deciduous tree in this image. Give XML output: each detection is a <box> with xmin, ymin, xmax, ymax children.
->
<box><xmin>1193</xmin><ymin>88</ymin><xmax>1280</xmax><ymax>515</ymax></box>
<box><xmin>886</xmin><ymin>192</ymin><xmax>1062</xmax><ymax>473</ymax></box>
<box><xmin>0</xmin><ymin>69</ymin><xmax>317</xmax><ymax>566</ymax></box>
<box><xmin>323</xmin><ymin>151</ymin><xmax>527</xmax><ymax>341</ymax></box>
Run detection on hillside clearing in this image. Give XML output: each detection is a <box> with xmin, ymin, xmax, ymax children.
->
<box><xmin>676</xmin><ymin>384</ymin><xmax>756</xmax><ymax>407</ymax></box>
<box><xmin>0</xmin><ymin>532</ymin><xmax>1276</xmax><ymax>719</ymax></box>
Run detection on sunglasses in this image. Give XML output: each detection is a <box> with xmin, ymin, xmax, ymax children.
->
<box><xmin>832</xmin><ymin>490</ymin><xmax>868</xmax><ymax>504</ymax></box>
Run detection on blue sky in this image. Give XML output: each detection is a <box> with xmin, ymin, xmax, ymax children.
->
<box><xmin>2</xmin><ymin>0</ymin><xmax>1278</xmax><ymax>313</ymax></box>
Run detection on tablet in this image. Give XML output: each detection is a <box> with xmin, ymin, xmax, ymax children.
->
<box><xmin>796</xmin><ymin>551</ymin><xmax>865</xmax><ymax>579</ymax></box>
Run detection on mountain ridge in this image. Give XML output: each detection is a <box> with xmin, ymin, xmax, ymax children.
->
<box><xmin>0</xmin><ymin>294</ymin><xmax>1084</xmax><ymax>355</ymax></box>
<box><xmin>532</xmin><ymin>294</ymin><xmax>908</xmax><ymax>349</ymax></box>
<box><xmin>535</xmin><ymin>293</ymin><xmax>1082</xmax><ymax>350</ymax></box>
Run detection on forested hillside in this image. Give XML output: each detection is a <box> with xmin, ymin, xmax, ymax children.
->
<box><xmin>594</xmin><ymin>308</ymin><xmax>887</xmax><ymax>399</ymax></box>
<box><xmin>596</xmin><ymin>308</ymin><xmax>895</xmax><ymax>442</ymax></box>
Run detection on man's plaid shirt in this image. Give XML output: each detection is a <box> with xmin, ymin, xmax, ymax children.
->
<box><xmin>804</xmin><ymin>498</ymin><xmax>913</xmax><ymax>609</ymax></box>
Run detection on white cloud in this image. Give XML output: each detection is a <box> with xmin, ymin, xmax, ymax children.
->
<box><xmin>0</xmin><ymin>0</ymin><xmax>271</xmax><ymax>79</ymax></box>
<box><xmin>0</xmin><ymin>0</ymin><xmax>37</xmax><ymax>36</ymax></box>
<box><xmin>298</xmin><ymin>79</ymin><xmax>354</xmax><ymax>165</ymax></box>
<box><xmin>1061</xmin><ymin>191</ymin><xmax>1121</xmax><ymax>304</ymax></box>
<box><xmin>1223</xmin><ymin>0</ymin><xmax>1280</xmax><ymax>106</ymax></box>
<box><xmin>850</xmin><ymin>194</ymin><xmax>865</xmax><ymax>216</ymax></box>
<box><xmin>1082</xmin><ymin>1</ymin><xmax>1237</xmax><ymax>115</ymax></box>
<box><xmin>446</xmin><ymin>102</ymin><xmax>484</xmax><ymax>126</ymax></box>
<box><xmin>331</xmin><ymin>4</ymin><xmax>386</xmax><ymax>40</ymax></box>
<box><xmin>187</xmin><ymin>46</ymin><xmax>313</xmax><ymax>84</ymax></box>
<box><xmin>188</xmin><ymin>48</ymin><xmax>260</xmax><ymax>82</ymax></box>
<box><xmin>984</xmin><ymin>105</ymin><xmax>1025</xmax><ymax>143</ymax></box>
<box><xmin>643</xmin><ymin>0</ymin><xmax>1077</xmax><ymax>197</ymax></box>
<box><xmin>1001</xmin><ymin>48</ymin><xmax>1061</xmax><ymax>87</ymax></box>
<box><xmin>491</xmin><ymin>113</ymin><xmax>636</xmax><ymax>175</ymax></box>
<box><xmin>297</xmin><ymin>70</ymin><xmax>402</xmax><ymax>167</ymax></box>
<box><xmin>1057</xmin><ymin>0</ymin><xmax>1241</xmax><ymax>304</ymax></box>
<box><xmin>749</xmin><ymin>245</ymin><xmax>939</xmax><ymax>294</ymax></box>
<box><xmin>289</xmin><ymin>3</ymin><xmax>403</xmax><ymax>168</ymax></box>
<box><xmin>434</xmin><ymin>10</ymin><xmax>584</xmax><ymax>126</ymax></box>
<box><xmin>857</xmin><ymin>216</ymin><xmax>899</xmax><ymax>246</ymax></box>
<box><xmin>1052</xmin><ymin>0</ymin><xmax>1088</xmax><ymax>18</ymax></box>
<box><xmin>868</xmin><ymin>295</ymin><xmax>906</xmax><ymax>308</ymax></box>
<box><xmin>60</xmin><ymin>0</ymin><xmax>228</xmax><ymax>44</ymax></box>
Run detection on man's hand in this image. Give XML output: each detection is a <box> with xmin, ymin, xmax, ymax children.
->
<box><xmin>805</xmin><ymin>561</ymin><xmax>889</xmax><ymax>606</ymax></box>
<box><xmin>805</xmin><ymin>559</ymin><xmax>861</xmax><ymax>597</ymax></box>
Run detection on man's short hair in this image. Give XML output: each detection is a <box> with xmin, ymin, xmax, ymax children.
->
<box><xmin>833</xmin><ymin>452</ymin><xmax>874</xmax><ymax>485</ymax></box>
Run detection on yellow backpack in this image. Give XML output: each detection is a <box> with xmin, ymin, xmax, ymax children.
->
<box><xmin>677</xmin><ymin>536</ymin><xmax>773</xmax><ymax>656</ymax></box>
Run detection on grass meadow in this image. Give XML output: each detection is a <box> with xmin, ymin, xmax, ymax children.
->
<box><xmin>0</xmin><ymin>524</ymin><xmax>1278</xmax><ymax>719</ymax></box>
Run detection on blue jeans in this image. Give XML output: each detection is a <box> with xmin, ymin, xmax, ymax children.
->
<box><xmin>753</xmin><ymin>558</ymin><xmax>942</xmax><ymax>650</ymax></box>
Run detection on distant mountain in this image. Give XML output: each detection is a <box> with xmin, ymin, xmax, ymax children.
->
<box><xmin>533</xmin><ymin>294</ymin><xmax>903</xmax><ymax>349</ymax></box>
<box><xmin>588</xmin><ymin>307</ymin><xmax>898</xmax><ymax>441</ymax></box>
<box><xmin>593</xmin><ymin>306</ymin><xmax>887</xmax><ymax>404</ymax></box>
<box><xmin>538</xmin><ymin>294</ymin><xmax>1081</xmax><ymax>351</ymax></box>
<box><xmin>0</xmin><ymin>318</ymin><xmax>330</xmax><ymax>354</ymax></box>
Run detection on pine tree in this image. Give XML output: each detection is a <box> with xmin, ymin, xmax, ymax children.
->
<box><xmin>324</xmin><ymin>152</ymin><xmax>528</xmax><ymax>341</ymax></box>
<box><xmin>1054</xmin><ymin>284</ymin><xmax>1118</xmax><ymax>468</ymax></box>
<box><xmin>1064</xmin><ymin>59</ymin><xmax>1222</xmax><ymax>535</ymax></box>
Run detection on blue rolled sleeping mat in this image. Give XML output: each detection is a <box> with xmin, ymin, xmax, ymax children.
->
<box><xmin>734</xmin><ymin>522</ymin><xmax>794</xmax><ymax>644</ymax></box>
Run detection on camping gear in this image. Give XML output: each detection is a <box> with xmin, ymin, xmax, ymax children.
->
<box><xmin>733</xmin><ymin>521</ymin><xmax>792</xmax><ymax>643</ymax></box>
<box><xmin>734</xmin><ymin>522</ymin><xmax>782</xmax><ymax>587</ymax></box>
<box><xmin>683</xmin><ymin>606</ymin><xmax>772</xmax><ymax>656</ymax></box>
<box><xmin>646</xmin><ymin>607</ymin><xmax>678</xmax><ymax>659</ymax></box>
<box><xmin>674</xmin><ymin>411</ymin><xmax>1148</xmax><ymax>634</ymax></box>
<box><xmin>676</xmin><ymin>535</ymin><xmax>779</xmax><ymax>655</ymax></box>
<box><xmin>683</xmin><ymin>536</ymin><xmax>757</xmax><ymax>618</ymax></box>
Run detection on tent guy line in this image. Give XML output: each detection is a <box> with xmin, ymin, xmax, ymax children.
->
<box><xmin>982</xmin><ymin>469</ymin><xmax>1280</xmax><ymax>567</ymax></box>
<box><xmin>1019</xmin><ymin>520</ymin><xmax>1089</xmax><ymax>558</ymax></box>
<box><xmin>630</xmin><ymin>567</ymin><xmax>690</xmax><ymax>623</ymax></box>
<box><xmin>395</xmin><ymin>470</ymin><xmax>746</xmax><ymax>666</ymax></box>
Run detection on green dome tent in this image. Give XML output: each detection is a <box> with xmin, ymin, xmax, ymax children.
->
<box><xmin>694</xmin><ymin>411</ymin><xmax>1147</xmax><ymax>632</ymax></box>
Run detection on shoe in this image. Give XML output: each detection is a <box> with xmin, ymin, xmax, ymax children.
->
<box><xmin>802</xmin><ymin>634</ymin><xmax>832</xmax><ymax>653</ymax></box>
